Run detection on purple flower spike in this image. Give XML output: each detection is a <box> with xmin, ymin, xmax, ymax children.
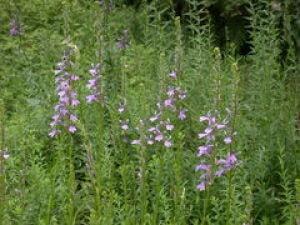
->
<box><xmin>86</xmin><ymin>64</ymin><xmax>101</xmax><ymax>104</ymax></box>
<box><xmin>49</xmin><ymin>50</ymin><xmax>80</xmax><ymax>137</ymax></box>
<box><xmin>215</xmin><ymin>153</ymin><xmax>238</xmax><ymax>176</ymax></box>
<box><xmin>196</xmin><ymin>110</ymin><xmax>238</xmax><ymax>190</ymax></box>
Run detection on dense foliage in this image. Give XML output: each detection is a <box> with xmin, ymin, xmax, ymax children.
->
<box><xmin>0</xmin><ymin>0</ymin><xmax>299</xmax><ymax>225</ymax></box>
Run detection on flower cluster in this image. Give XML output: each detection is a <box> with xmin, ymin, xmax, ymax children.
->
<box><xmin>118</xmin><ymin>99</ymin><xmax>129</xmax><ymax>131</ymax></box>
<box><xmin>86</xmin><ymin>63</ymin><xmax>101</xmax><ymax>103</ymax></box>
<box><xmin>49</xmin><ymin>51</ymin><xmax>80</xmax><ymax>137</ymax></box>
<box><xmin>196</xmin><ymin>111</ymin><xmax>237</xmax><ymax>191</ymax></box>
<box><xmin>129</xmin><ymin>71</ymin><xmax>188</xmax><ymax>148</ymax></box>
<box><xmin>9</xmin><ymin>19</ymin><xmax>21</xmax><ymax>36</ymax></box>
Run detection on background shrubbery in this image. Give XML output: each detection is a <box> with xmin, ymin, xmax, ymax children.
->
<box><xmin>0</xmin><ymin>0</ymin><xmax>299</xmax><ymax>225</ymax></box>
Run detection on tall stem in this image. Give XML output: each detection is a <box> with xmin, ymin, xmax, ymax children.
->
<box><xmin>226</xmin><ymin>62</ymin><xmax>239</xmax><ymax>225</ymax></box>
<box><xmin>0</xmin><ymin>101</ymin><xmax>5</xmax><ymax>224</ymax></box>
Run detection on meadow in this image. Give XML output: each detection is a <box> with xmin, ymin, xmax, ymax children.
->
<box><xmin>0</xmin><ymin>1</ymin><xmax>299</xmax><ymax>224</ymax></box>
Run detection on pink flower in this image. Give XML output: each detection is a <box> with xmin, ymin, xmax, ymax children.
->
<box><xmin>178</xmin><ymin>109</ymin><xmax>187</xmax><ymax>120</ymax></box>
<box><xmin>224</xmin><ymin>136</ymin><xmax>232</xmax><ymax>144</ymax></box>
<box><xmin>131</xmin><ymin>140</ymin><xmax>141</xmax><ymax>145</ymax></box>
<box><xmin>196</xmin><ymin>182</ymin><xmax>206</xmax><ymax>191</ymax></box>
<box><xmin>68</xmin><ymin>125</ymin><xmax>77</xmax><ymax>133</ymax></box>
<box><xmin>199</xmin><ymin>116</ymin><xmax>209</xmax><ymax>122</ymax></box>
<box><xmin>49</xmin><ymin>129</ymin><xmax>60</xmax><ymax>137</ymax></box>
<box><xmin>71</xmin><ymin>99</ymin><xmax>80</xmax><ymax>106</ymax></box>
<box><xmin>216</xmin><ymin>124</ymin><xmax>226</xmax><ymax>129</ymax></box>
<box><xmin>121</xmin><ymin>123</ymin><xmax>129</xmax><ymax>130</ymax></box>
<box><xmin>204</xmin><ymin>127</ymin><xmax>213</xmax><ymax>134</ymax></box>
<box><xmin>89</xmin><ymin>63</ymin><xmax>100</xmax><ymax>76</ymax></box>
<box><xmin>198</xmin><ymin>133</ymin><xmax>207</xmax><ymax>139</ymax></box>
<box><xmin>178</xmin><ymin>91</ymin><xmax>187</xmax><ymax>100</ymax></box>
<box><xmin>208</xmin><ymin>116</ymin><xmax>216</xmax><ymax>126</ymax></box>
<box><xmin>197</xmin><ymin>145</ymin><xmax>213</xmax><ymax>156</ymax></box>
<box><xmin>149</xmin><ymin>113</ymin><xmax>160</xmax><ymax>122</ymax></box>
<box><xmin>169</xmin><ymin>71</ymin><xmax>176</xmax><ymax>78</ymax></box>
<box><xmin>165</xmin><ymin>124</ymin><xmax>174</xmax><ymax>131</ymax></box>
<box><xmin>70</xmin><ymin>75</ymin><xmax>79</xmax><ymax>81</ymax></box>
<box><xmin>167</xmin><ymin>87</ymin><xmax>176</xmax><ymax>97</ymax></box>
<box><xmin>87</xmin><ymin>79</ymin><xmax>98</xmax><ymax>89</ymax></box>
<box><xmin>164</xmin><ymin>99</ymin><xmax>174</xmax><ymax>108</ymax></box>
<box><xmin>195</xmin><ymin>164</ymin><xmax>211</xmax><ymax>171</ymax></box>
<box><xmin>86</xmin><ymin>94</ymin><xmax>98</xmax><ymax>103</ymax></box>
<box><xmin>70</xmin><ymin>114</ymin><xmax>78</xmax><ymax>122</ymax></box>
<box><xmin>147</xmin><ymin>139</ymin><xmax>154</xmax><ymax>145</ymax></box>
<box><xmin>52</xmin><ymin>114</ymin><xmax>60</xmax><ymax>121</ymax></box>
<box><xmin>155</xmin><ymin>133</ymin><xmax>164</xmax><ymax>142</ymax></box>
<box><xmin>164</xmin><ymin>140</ymin><xmax>172</xmax><ymax>148</ymax></box>
<box><xmin>215</xmin><ymin>168</ymin><xmax>225</xmax><ymax>177</ymax></box>
<box><xmin>148</xmin><ymin>127</ymin><xmax>156</xmax><ymax>132</ymax></box>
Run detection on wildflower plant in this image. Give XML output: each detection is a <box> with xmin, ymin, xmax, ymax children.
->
<box><xmin>196</xmin><ymin>110</ymin><xmax>238</xmax><ymax>191</ymax></box>
<box><xmin>124</xmin><ymin>70</ymin><xmax>188</xmax><ymax>149</ymax></box>
<box><xmin>9</xmin><ymin>18</ymin><xmax>21</xmax><ymax>36</ymax></box>
<box><xmin>49</xmin><ymin>49</ymin><xmax>80</xmax><ymax>137</ymax></box>
<box><xmin>86</xmin><ymin>63</ymin><xmax>102</xmax><ymax>103</ymax></box>
<box><xmin>117</xmin><ymin>98</ymin><xmax>132</xmax><ymax>143</ymax></box>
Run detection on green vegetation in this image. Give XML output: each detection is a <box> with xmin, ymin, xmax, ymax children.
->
<box><xmin>0</xmin><ymin>0</ymin><xmax>299</xmax><ymax>224</ymax></box>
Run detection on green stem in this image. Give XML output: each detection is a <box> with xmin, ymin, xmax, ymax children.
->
<box><xmin>201</xmin><ymin>187</ymin><xmax>210</xmax><ymax>225</ymax></box>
